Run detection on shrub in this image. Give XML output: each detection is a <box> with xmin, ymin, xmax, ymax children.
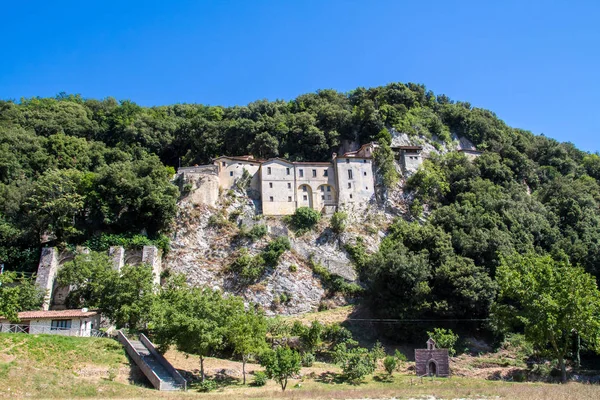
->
<box><xmin>302</xmin><ymin>352</ymin><xmax>315</xmax><ymax>367</ymax></box>
<box><xmin>229</xmin><ymin>249</ymin><xmax>266</xmax><ymax>282</ymax></box>
<box><xmin>334</xmin><ymin>344</ymin><xmax>376</xmax><ymax>383</ymax></box>
<box><xmin>208</xmin><ymin>213</ymin><xmax>230</xmax><ymax>228</ymax></box>
<box><xmin>288</xmin><ymin>264</ymin><xmax>297</xmax><ymax>273</ymax></box>
<box><xmin>248</xmin><ymin>224</ymin><xmax>268</xmax><ymax>240</ymax></box>
<box><xmin>330</xmin><ymin>211</ymin><xmax>348</xmax><ymax>234</ymax></box>
<box><xmin>262</xmin><ymin>237</ymin><xmax>291</xmax><ymax>267</ymax></box>
<box><xmin>252</xmin><ymin>371</ymin><xmax>268</xmax><ymax>387</ymax></box>
<box><xmin>196</xmin><ymin>379</ymin><xmax>218</xmax><ymax>392</ymax></box>
<box><xmin>427</xmin><ymin>328</ymin><xmax>459</xmax><ymax>356</ymax></box>
<box><xmin>182</xmin><ymin>183</ymin><xmax>193</xmax><ymax>194</ymax></box>
<box><xmin>383</xmin><ymin>356</ymin><xmax>397</xmax><ymax>375</ymax></box>
<box><xmin>260</xmin><ymin>347</ymin><xmax>302</xmax><ymax>391</ymax></box>
<box><xmin>289</xmin><ymin>207</ymin><xmax>320</xmax><ymax>231</ymax></box>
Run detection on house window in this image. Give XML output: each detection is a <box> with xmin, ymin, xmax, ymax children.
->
<box><xmin>288</xmin><ymin>196</ymin><xmax>292</xmax><ymax>202</ymax></box>
<box><xmin>363</xmin><ymin>159</ymin><xmax>367</xmax><ymax>163</ymax></box>
<box><xmin>229</xmin><ymin>171</ymin><xmax>233</xmax><ymax>176</ymax></box>
<box><xmin>364</xmin><ymin>171</ymin><xmax>367</xmax><ymax>176</ymax></box>
<box><xmin>51</xmin><ymin>320</ymin><xmax>72</xmax><ymax>330</ymax></box>
<box><xmin>299</xmin><ymin>169</ymin><xmax>304</xmax><ymax>177</ymax></box>
<box><xmin>287</xmin><ymin>182</ymin><xmax>291</xmax><ymax>189</ymax></box>
<box><xmin>270</xmin><ymin>196</ymin><xmax>274</xmax><ymax>202</ymax></box>
<box><xmin>327</xmin><ymin>186</ymin><xmax>331</xmax><ymax>192</ymax></box>
<box><xmin>321</xmin><ymin>195</ymin><xmax>325</xmax><ymax>200</ymax></box>
<box><xmin>303</xmin><ymin>186</ymin><xmax>307</xmax><ymax>192</ymax></box>
<box><xmin>320</xmin><ymin>186</ymin><xmax>325</xmax><ymax>192</ymax></box>
<box><xmin>350</xmin><ymin>194</ymin><xmax>353</xmax><ymax>199</ymax></box>
<box><xmin>327</xmin><ymin>195</ymin><xmax>332</xmax><ymax>200</ymax></box>
<box><xmin>366</xmin><ymin>186</ymin><xmax>368</xmax><ymax>190</ymax></box>
<box><xmin>267</xmin><ymin>167</ymin><xmax>272</xmax><ymax>175</ymax></box>
<box><xmin>324</xmin><ymin>170</ymin><xmax>328</xmax><ymax>177</ymax></box>
<box><xmin>269</xmin><ymin>182</ymin><xmax>273</xmax><ymax>188</ymax></box>
<box><xmin>348</xmin><ymin>170</ymin><xmax>353</xmax><ymax>179</ymax></box>
<box><xmin>346</xmin><ymin>159</ymin><xmax>350</xmax><ymax>164</ymax></box>
<box><xmin>303</xmin><ymin>195</ymin><xmax>308</xmax><ymax>201</ymax></box>
<box><xmin>348</xmin><ymin>183</ymin><xmax>352</xmax><ymax>189</ymax></box>
<box><xmin>286</xmin><ymin>167</ymin><xmax>290</xmax><ymax>175</ymax></box>
<box><xmin>312</xmin><ymin>169</ymin><xmax>317</xmax><ymax>177</ymax></box>
<box><xmin>222</xmin><ymin>162</ymin><xmax>226</xmax><ymax>167</ymax></box>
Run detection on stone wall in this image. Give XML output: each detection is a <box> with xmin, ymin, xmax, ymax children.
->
<box><xmin>35</xmin><ymin>248</ymin><xmax>59</xmax><ymax>311</ymax></box>
<box><xmin>415</xmin><ymin>349</ymin><xmax>450</xmax><ymax>377</ymax></box>
<box><xmin>335</xmin><ymin>157</ymin><xmax>375</xmax><ymax>208</ymax></box>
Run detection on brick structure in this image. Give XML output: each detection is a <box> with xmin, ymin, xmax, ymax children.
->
<box><xmin>415</xmin><ymin>338</ymin><xmax>450</xmax><ymax>377</ymax></box>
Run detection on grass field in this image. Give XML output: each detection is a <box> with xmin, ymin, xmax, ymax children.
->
<box><xmin>1</xmin><ymin>332</ymin><xmax>600</xmax><ymax>399</ymax></box>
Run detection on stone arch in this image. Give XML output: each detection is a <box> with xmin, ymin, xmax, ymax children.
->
<box><xmin>317</xmin><ymin>184</ymin><xmax>336</xmax><ymax>204</ymax></box>
<box><xmin>426</xmin><ymin>359</ymin><xmax>438</xmax><ymax>377</ymax></box>
<box><xmin>298</xmin><ymin>184</ymin><xmax>313</xmax><ymax>209</ymax></box>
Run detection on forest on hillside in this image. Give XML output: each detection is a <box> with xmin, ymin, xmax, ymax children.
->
<box><xmin>1</xmin><ymin>82</ymin><xmax>600</xmax><ymax>326</ymax></box>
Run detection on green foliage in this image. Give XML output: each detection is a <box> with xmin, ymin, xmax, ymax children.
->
<box><xmin>333</xmin><ymin>343</ymin><xmax>377</xmax><ymax>383</ymax></box>
<box><xmin>493</xmin><ymin>253</ymin><xmax>600</xmax><ymax>382</ymax></box>
<box><xmin>330</xmin><ymin>211</ymin><xmax>348</xmax><ymax>234</ymax></box>
<box><xmin>247</xmin><ymin>224</ymin><xmax>267</xmax><ymax>241</ymax></box>
<box><xmin>0</xmin><ymin>272</ymin><xmax>44</xmax><ymax>322</ymax></box>
<box><xmin>308</xmin><ymin>257</ymin><xmax>363</xmax><ymax>296</ymax></box>
<box><xmin>84</xmin><ymin>233</ymin><xmax>170</xmax><ymax>254</ymax></box>
<box><xmin>427</xmin><ymin>328</ymin><xmax>459</xmax><ymax>356</ymax></box>
<box><xmin>196</xmin><ymin>379</ymin><xmax>218</xmax><ymax>392</ymax></box>
<box><xmin>252</xmin><ymin>371</ymin><xmax>268</xmax><ymax>387</ymax></box>
<box><xmin>227</xmin><ymin>305</ymin><xmax>267</xmax><ymax>384</ymax></box>
<box><xmin>229</xmin><ymin>249</ymin><xmax>266</xmax><ymax>283</ymax></box>
<box><xmin>261</xmin><ymin>236</ymin><xmax>291</xmax><ymax>267</ymax></box>
<box><xmin>260</xmin><ymin>346</ymin><xmax>301</xmax><ymax>391</ymax></box>
<box><xmin>374</xmin><ymin>132</ymin><xmax>399</xmax><ymax>189</ymax></box>
<box><xmin>289</xmin><ymin>207</ymin><xmax>321</xmax><ymax>231</ymax></box>
<box><xmin>301</xmin><ymin>352</ymin><xmax>315</xmax><ymax>367</ymax></box>
<box><xmin>383</xmin><ymin>356</ymin><xmax>397</xmax><ymax>375</ymax></box>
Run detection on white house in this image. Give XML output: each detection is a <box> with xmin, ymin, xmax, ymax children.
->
<box><xmin>0</xmin><ymin>309</ymin><xmax>101</xmax><ymax>337</ymax></box>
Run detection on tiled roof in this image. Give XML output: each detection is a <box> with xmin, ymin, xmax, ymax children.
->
<box><xmin>391</xmin><ymin>145</ymin><xmax>423</xmax><ymax>151</ymax></box>
<box><xmin>213</xmin><ymin>155</ymin><xmax>264</xmax><ymax>163</ymax></box>
<box><xmin>1</xmin><ymin>309</ymin><xmax>99</xmax><ymax>320</ymax></box>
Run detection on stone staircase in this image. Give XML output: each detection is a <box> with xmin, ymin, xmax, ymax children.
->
<box><xmin>117</xmin><ymin>331</ymin><xmax>186</xmax><ymax>391</ymax></box>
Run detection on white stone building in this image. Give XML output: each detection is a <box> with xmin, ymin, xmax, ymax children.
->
<box><xmin>0</xmin><ymin>309</ymin><xmax>101</xmax><ymax>337</ymax></box>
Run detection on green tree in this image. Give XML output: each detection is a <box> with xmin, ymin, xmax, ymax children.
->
<box><xmin>289</xmin><ymin>207</ymin><xmax>321</xmax><ymax>231</ymax></box>
<box><xmin>0</xmin><ymin>271</ymin><xmax>44</xmax><ymax>322</ymax></box>
<box><xmin>426</xmin><ymin>328</ymin><xmax>459</xmax><ymax>356</ymax></box>
<box><xmin>330</xmin><ymin>211</ymin><xmax>348</xmax><ymax>234</ymax></box>
<box><xmin>260</xmin><ymin>346</ymin><xmax>301</xmax><ymax>391</ymax></box>
<box><xmin>494</xmin><ymin>253</ymin><xmax>600</xmax><ymax>382</ymax></box>
<box><xmin>227</xmin><ymin>305</ymin><xmax>267</xmax><ymax>384</ymax></box>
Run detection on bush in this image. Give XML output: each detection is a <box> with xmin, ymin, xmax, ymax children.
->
<box><xmin>334</xmin><ymin>344</ymin><xmax>376</xmax><ymax>383</ymax></box>
<box><xmin>289</xmin><ymin>207</ymin><xmax>320</xmax><ymax>231</ymax></box>
<box><xmin>383</xmin><ymin>356</ymin><xmax>397</xmax><ymax>375</ymax></box>
<box><xmin>208</xmin><ymin>213</ymin><xmax>230</xmax><ymax>228</ymax></box>
<box><xmin>229</xmin><ymin>249</ymin><xmax>266</xmax><ymax>282</ymax></box>
<box><xmin>261</xmin><ymin>237</ymin><xmax>291</xmax><ymax>267</ymax></box>
<box><xmin>84</xmin><ymin>233</ymin><xmax>171</xmax><ymax>254</ymax></box>
<box><xmin>182</xmin><ymin>183</ymin><xmax>193</xmax><ymax>194</ymax></box>
<box><xmin>330</xmin><ymin>211</ymin><xmax>348</xmax><ymax>234</ymax></box>
<box><xmin>427</xmin><ymin>328</ymin><xmax>459</xmax><ymax>356</ymax></box>
<box><xmin>196</xmin><ymin>379</ymin><xmax>218</xmax><ymax>392</ymax></box>
<box><xmin>248</xmin><ymin>224</ymin><xmax>268</xmax><ymax>240</ymax></box>
<box><xmin>302</xmin><ymin>352</ymin><xmax>315</xmax><ymax>367</ymax></box>
<box><xmin>252</xmin><ymin>371</ymin><xmax>268</xmax><ymax>387</ymax></box>
<box><xmin>288</xmin><ymin>264</ymin><xmax>297</xmax><ymax>273</ymax></box>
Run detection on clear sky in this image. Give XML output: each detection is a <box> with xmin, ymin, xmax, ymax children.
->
<box><xmin>1</xmin><ymin>1</ymin><xmax>598</xmax><ymax>152</ymax></box>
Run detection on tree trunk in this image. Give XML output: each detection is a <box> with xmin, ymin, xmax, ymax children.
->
<box><xmin>200</xmin><ymin>355</ymin><xmax>205</xmax><ymax>382</ymax></box>
<box><xmin>558</xmin><ymin>354</ymin><xmax>567</xmax><ymax>383</ymax></box>
<box><xmin>242</xmin><ymin>357</ymin><xmax>246</xmax><ymax>385</ymax></box>
<box><xmin>282</xmin><ymin>377</ymin><xmax>287</xmax><ymax>391</ymax></box>
<box><xmin>575</xmin><ymin>333</ymin><xmax>581</xmax><ymax>369</ymax></box>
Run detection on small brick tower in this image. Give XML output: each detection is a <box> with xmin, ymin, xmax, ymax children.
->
<box><xmin>415</xmin><ymin>338</ymin><xmax>450</xmax><ymax>377</ymax></box>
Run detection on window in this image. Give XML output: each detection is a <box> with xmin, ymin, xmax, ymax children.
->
<box><xmin>364</xmin><ymin>171</ymin><xmax>367</xmax><ymax>176</ymax></box>
<box><xmin>320</xmin><ymin>186</ymin><xmax>325</xmax><ymax>192</ymax></box>
<box><xmin>321</xmin><ymin>195</ymin><xmax>325</xmax><ymax>200</ymax></box>
<box><xmin>363</xmin><ymin>159</ymin><xmax>367</xmax><ymax>163</ymax></box>
<box><xmin>303</xmin><ymin>186</ymin><xmax>307</xmax><ymax>192</ymax></box>
<box><xmin>327</xmin><ymin>186</ymin><xmax>331</xmax><ymax>192</ymax></box>
<box><xmin>287</xmin><ymin>182</ymin><xmax>291</xmax><ymax>189</ymax></box>
<box><xmin>312</xmin><ymin>169</ymin><xmax>317</xmax><ymax>177</ymax></box>
<box><xmin>269</xmin><ymin>182</ymin><xmax>273</xmax><ymax>188</ymax></box>
<box><xmin>348</xmin><ymin>170</ymin><xmax>353</xmax><ymax>179</ymax></box>
<box><xmin>299</xmin><ymin>169</ymin><xmax>304</xmax><ymax>177</ymax></box>
<box><xmin>324</xmin><ymin>170</ymin><xmax>328</xmax><ymax>177</ymax></box>
<box><xmin>349</xmin><ymin>194</ymin><xmax>353</xmax><ymax>199</ymax></box>
<box><xmin>327</xmin><ymin>195</ymin><xmax>332</xmax><ymax>200</ymax></box>
<box><xmin>286</xmin><ymin>167</ymin><xmax>290</xmax><ymax>175</ymax></box>
<box><xmin>270</xmin><ymin>196</ymin><xmax>274</xmax><ymax>202</ymax></box>
<box><xmin>267</xmin><ymin>167</ymin><xmax>272</xmax><ymax>175</ymax></box>
<box><xmin>288</xmin><ymin>196</ymin><xmax>292</xmax><ymax>202</ymax></box>
<box><xmin>365</xmin><ymin>186</ymin><xmax>368</xmax><ymax>190</ymax></box>
<box><xmin>229</xmin><ymin>171</ymin><xmax>233</xmax><ymax>176</ymax></box>
<box><xmin>348</xmin><ymin>182</ymin><xmax>352</xmax><ymax>189</ymax></box>
<box><xmin>303</xmin><ymin>195</ymin><xmax>308</xmax><ymax>201</ymax></box>
<box><xmin>222</xmin><ymin>161</ymin><xmax>226</xmax><ymax>167</ymax></box>
<box><xmin>51</xmin><ymin>320</ymin><xmax>72</xmax><ymax>330</ymax></box>
<box><xmin>346</xmin><ymin>159</ymin><xmax>350</xmax><ymax>164</ymax></box>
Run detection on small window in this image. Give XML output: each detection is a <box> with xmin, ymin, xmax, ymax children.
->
<box><xmin>303</xmin><ymin>186</ymin><xmax>307</xmax><ymax>192</ymax></box>
<box><xmin>230</xmin><ymin>171</ymin><xmax>233</xmax><ymax>176</ymax></box>
<box><xmin>324</xmin><ymin>170</ymin><xmax>328</xmax><ymax>177</ymax></box>
<box><xmin>327</xmin><ymin>186</ymin><xmax>331</xmax><ymax>192</ymax></box>
<box><xmin>288</xmin><ymin>196</ymin><xmax>292</xmax><ymax>202</ymax></box>
<box><xmin>346</xmin><ymin>159</ymin><xmax>350</xmax><ymax>164</ymax></box>
<box><xmin>365</xmin><ymin>186</ymin><xmax>368</xmax><ymax>190</ymax></box>
<box><xmin>321</xmin><ymin>195</ymin><xmax>325</xmax><ymax>200</ymax></box>
<box><xmin>270</xmin><ymin>196</ymin><xmax>274</xmax><ymax>202</ymax></box>
<box><xmin>364</xmin><ymin>171</ymin><xmax>367</xmax><ymax>176</ymax></box>
<box><xmin>320</xmin><ymin>186</ymin><xmax>325</xmax><ymax>192</ymax></box>
<box><xmin>267</xmin><ymin>167</ymin><xmax>272</xmax><ymax>175</ymax></box>
<box><xmin>349</xmin><ymin>194</ymin><xmax>353</xmax><ymax>199</ymax></box>
<box><xmin>287</xmin><ymin>182</ymin><xmax>291</xmax><ymax>189</ymax></box>
<box><xmin>269</xmin><ymin>182</ymin><xmax>273</xmax><ymax>188</ymax></box>
<box><xmin>299</xmin><ymin>169</ymin><xmax>304</xmax><ymax>177</ymax></box>
<box><xmin>222</xmin><ymin>161</ymin><xmax>226</xmax><ymax>167</ymax></box>
<box><xmin>348</xmin><ymin>183</ymin><xmax>351</xmax><ymax>189</ymax></box>
<box><xmin>327</xmin><ymin>195</ymin><xmax>332</xmax><ymax>200</ymax></box>
<box><xmin>363</xmin><ymin>159</ymin><xmax>367</xmax><ymax>163</ymax></box>
<box><xmin>286</xmin><ymin>167</ymin><xmax>290</xmax><ymax>175</ymax></box>
<box><xmin>303</xmin><ymin>195</ymin><xmax>308</xmax><ymax>201</ymax></box>
<box><xmin>312</xmin><ymin>169</ymin><xmax>317</xmax><ymax>177</ymax></box>
<box><xmin>51</xmin><ymin>320</ymin><xmax>72</xmax><ymax>330</ymax></box>
<box><xmin>348</xmin><ymin>170</ymin><xmax>353</xmax><ymax>179</ymax></box>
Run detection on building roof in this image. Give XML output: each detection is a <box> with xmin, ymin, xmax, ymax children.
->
<box><xmin>340</xmin><ymin>142</ymin><xmax>377</xmax><ymax>158</ymax></box>
<box><xmin>292</xmin><ymin>161</ymin><xmax>332</xmax><ymax>166</ymax></box>
<box><xmin>0</xmin><ymin>309</ymin><xmax>99</xmax><ymax>320</ymax></box>
<box><xmin>213</xmin><ymin>155</ymin><xmax>264</xmax><ymax>164</ymax></box>
<box><xmin>262</xmin><ymin>158</ymin><xmax>294</xmax><ymax>165</ymax></box>
<box><xmin>391</xmin><ymin>145</ymin><xmax>423</xmax><ymax>151</ymax></box>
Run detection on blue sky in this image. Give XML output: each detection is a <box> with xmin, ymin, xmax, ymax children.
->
<box><xmin>1</xmin><ymin>1</ymin><xmax>598</xmax><ymax>152</ymax></box>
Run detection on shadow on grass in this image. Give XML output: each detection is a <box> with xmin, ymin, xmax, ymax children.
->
<box><xmin>373</xmin><ymin>373</ymin><xmax>394</xmax><ymax>383</ymax></box>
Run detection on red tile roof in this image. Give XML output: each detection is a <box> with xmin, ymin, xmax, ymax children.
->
<box><xmin>1</xmin><ymin>309</ymin><xmax>99</xmax><ymax>320</ymax></box>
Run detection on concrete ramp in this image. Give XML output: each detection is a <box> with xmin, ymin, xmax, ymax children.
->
<box><xmin>117</xmin><ymin>331</ymin><xmax>186</xmax><ymax>391</ymax></box>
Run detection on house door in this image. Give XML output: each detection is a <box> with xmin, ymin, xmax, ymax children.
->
<box><xmin>428</xmin><ymin>360</ymin><xmax>437</xmax><ymax>376</ymax></box>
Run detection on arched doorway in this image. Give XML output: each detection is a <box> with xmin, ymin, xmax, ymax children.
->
<box><xmin>298</xmin><ymin>184</ymin><xmax>313</xmax><ymax>209</ymax></box>
<box><xmin>316</xmin><ymin>184</ymin><xmax>336</xmax><ymax>210</ymax></box>
<box><xmin>427</xmin><ymin>360</ymin><xmax>437</xmax><ymax>377</ymax></box>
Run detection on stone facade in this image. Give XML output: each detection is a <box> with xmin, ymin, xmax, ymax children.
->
<box><xmin>415</xmin><ymin>338</ymin><xmax>450</xmax><ymax>377</ymax></box>
<box><xmin>178</xmin><ymin>143</ymin><xmax>378</xmax><ymax>216</ymax></box>
<box><xmin>392</xmin><ymin>145</ymin><xmax>424</xmax><ymax>173</ymax></box>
